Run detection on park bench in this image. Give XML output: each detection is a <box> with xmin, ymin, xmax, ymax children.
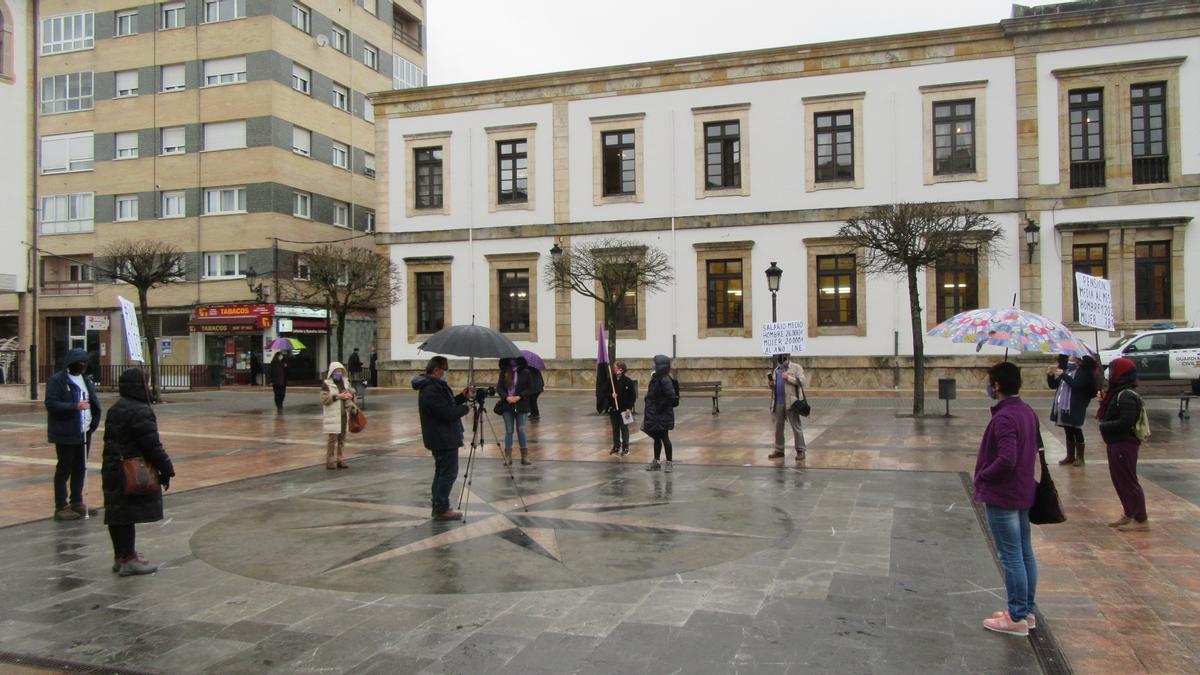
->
<box><xmin>677</xmin><ymin>380</ymin><xmax>721</xmax><ymax>415</ymax></box>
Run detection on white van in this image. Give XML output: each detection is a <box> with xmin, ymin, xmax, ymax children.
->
<box><xmin>1098</xmin><ymin>327</ymin><xmax>1200</xmax><ymax>394</ymax></box>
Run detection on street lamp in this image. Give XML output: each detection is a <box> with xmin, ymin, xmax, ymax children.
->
<box><xmin>245</xmin><ymin>266</ymin><xmax>268</xmax><ymax>302</ymax></box>
<box><xmin>550</xmin><ymin>242</ymin><xmax>562</xmax><ymax>265</ymax></box>
<box><xmin>765</xmin><ymin>261</ymin><xmax>783</xmax><ymax>323</ymax></box>
<box><xmin>1024</xmin><ymin>217</ymin><xmax>1040</xmax><ymax>265</ymax></box>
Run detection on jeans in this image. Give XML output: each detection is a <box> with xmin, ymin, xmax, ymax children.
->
<box><xmin>985</xmin><ymin>504</ymin><xmax>1037</xmax><ymax>623</ymax></box>
<box><xmin>431</xmin><ymin>448</ymin><xmax>459</xmax><ymax>514</ymax></box>
<box><xmin>502</xmin><ymin>409</ymin><xmax>528</xmax><ymax>449</ymax></box>
<box><xmin>53</xmin><ymin>441</ymin><xmax>88</xmax><ymax>510</ymax></box>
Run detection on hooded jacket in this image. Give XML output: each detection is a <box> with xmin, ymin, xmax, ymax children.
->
<box><xmin>102</xmin><ymin>368</ymin><xmax>175</xmax><ymax>525</ymax></box>
<box><xmin>45</xmin><ymin>348</ymin><xmax>101</xmax><ymax>445</ymax></box>
<box><xmin>641</xmin><ymin>355</ymin><xmax>676</xmax><ymax>434</ymax></box>
<box><xmin>412</xmin><ymin>373</ymin><xmax>469</xmax><ymax>451</ymax></box>
<box><xmin>1098</xmin><ymin>357</ymin><xmax>1142</xmax><ymax>444</ymax></box>
<box><xmin>320</xmin><ymin>361</ymin><xmax>355</xmax><ymax>434</ymax></box>
<box><xmin>495</xmin><ymin>357</ymin><xmax>534</xmax><ymax>414</ymax></box>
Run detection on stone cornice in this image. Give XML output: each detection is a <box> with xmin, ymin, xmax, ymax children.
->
<box><xmin>1054</xmin><ymin>217</ymin><xmax>1192</xmax><ymax>231</ymax></box>
<box><xmin>1051</xmin><ymin>56</ymin><xmax>1186</xmax><ymax>79</ymax></box>
<box><xmin>1002</xmin><ymin>0</ymin><xmax>1200</xmax><ymax>36</ymax></box>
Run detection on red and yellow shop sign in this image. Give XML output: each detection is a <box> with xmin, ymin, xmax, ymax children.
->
<box><xmin>194</xmin><ymin>304</ymin><xmax>275</xmax><ymax>319</ymax></box>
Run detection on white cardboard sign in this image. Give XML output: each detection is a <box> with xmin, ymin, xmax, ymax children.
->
<box><xmin>761</xmin><ymin>320</ymin><xmax>807</xmax><ymax>356</ymax></box>
<box><xmin>117</xmin><ymin>295</ymin><xmax>145</xmax><ymax>363</ymax></box>
<box><xmin>1074</xmin><ymin>272</ymin><xmax>1115</xmax><ymax>331</ymax></box>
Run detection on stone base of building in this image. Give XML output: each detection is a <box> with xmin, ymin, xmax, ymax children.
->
<box><xmin>379</xmin><ymin>353</ymin><xmax>1059</xmax><ymax>393</ymax></box>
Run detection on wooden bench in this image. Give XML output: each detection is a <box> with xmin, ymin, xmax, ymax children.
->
<box><xmin>677</xmin><ymin>381</ymin><xmax>721</xmax><ymax>415</ymax></box>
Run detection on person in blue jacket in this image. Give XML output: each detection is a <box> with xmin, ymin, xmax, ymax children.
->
<box><xmin>45</xmin><ymin>348</ymin><xmax>101</xmax><ymax>521</ymax></box>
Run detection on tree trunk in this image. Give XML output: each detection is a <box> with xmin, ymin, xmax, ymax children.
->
<box><xmin>906</xmin><ymin>265</ymin><xmax>925</xmax><ymax>416</ymax></box>
<box><xmin>137</xmin><ymin>287</ymin><xmax>159</xmax><ymax>402</ymax></box>
<box><xmin>335</xmin><ymin>307</ymin><xmax>347</xmax><ymax>363</ymax></box>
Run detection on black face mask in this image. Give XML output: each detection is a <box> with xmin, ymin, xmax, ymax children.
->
<box><xmin>67</xmin><ymin>363</ymin><xmax>86</xmax><ymax>375</ymax></box>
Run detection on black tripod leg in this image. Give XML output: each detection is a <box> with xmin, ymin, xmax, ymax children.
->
<box><xmin>456</xmin><ymin>404</ymin><xmax>484</xmax><ymax>520</ymax></box>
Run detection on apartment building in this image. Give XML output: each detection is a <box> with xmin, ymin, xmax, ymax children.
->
<box><xmin>33</xmin><ymin>0</ymin><xmax>426</xmax><ymax>383</ymax></box>
<box><xmin>372</xmin><ymin>0</ymin><xmax>1199</xmax><ymax>389</ymax></box>
<box><xmin>0</xmin><ymin>0</ymin><xmax>32</xmax><ymax>398</ymax></box>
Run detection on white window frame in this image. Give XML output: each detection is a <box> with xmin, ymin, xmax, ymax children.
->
<box><xmin>332</xmin><ymin>201</ymin><xmax>349</xmax><ymax>227</ymax></box>
<box><xmin>331</xmin><ymin>141</ymin><xmax>349</xmax><ymax>169</ymax></box>
<box><xmin>293</xmin><ymin>191</ymin><xmax>311</xmax><ymax>218</ymax></box>
<box><xmin>363</xmin><ymin>43</ymin><xmax>378</xmax><ymax>70</ymax></box>
<box><xmin>365</xmin><ymin>210</ymin><xmax>375</xmax><ymax>233</ymax></box>
<box><xmin>393</xmin><ymin>53</ymin><xmax>426</xmax><ymax>89</ymax></box>
<box><xmin>292</xmin><ymin>126</ymin><xmax>311</xmax><ymax>156</ymax></box>
<box><xmin>40</xmin><ymin>72</ymin><xmax>94</xmax><ymax>115</ymax></box>
<box><xmin>202</xmin><ymin>120</ymin><xmax>246</xmax><ymax>152</ymax></box>
<box><xmin>364</xmin><ymin>152</ymin><xmax>375</xmax><ymax>177</ymax></box>
<box><xmin>331</xmin><ymin>82</ymin><xmax>349</xmax><ymax>111</ymax></box>
<box><xmin>204</xmin><ymin>251</ymin><xmax>245</xmax><ymax>278</ymax></box>
<box><xmin>40</xmin><ymin>131</ymin><xmax>94</xmax><ymax>174</ymax></box>
<box><xmin>330</xmin><ymin>24</ymin><xmax>348</xmax><ymax>53</ymax></box>
<box><xmin>68</xmin><ymin>262</ymin><xmax>94</xmax><ymax>283</ymax></box>
<box><xmin>203</xmin><ymin>186</ymin><xmax>247</xmax><ymax>215</ymax></box>
<box><xmin>161</xmin><ymin>126</ymin><xmax>185</xmax><ymax>155</ymax></box>
<box><xmin>294</xmin><ymin>257</ymin><xmax>311</xmax><ymax>281</ymax></box>
<box><xmin>361</xmin><ymin>0</ymin><xmax>376</xmax><ymax>17</ymax></box>
<box><xmin>203</xmin><ymin>0</ymin><xmax>244</xmax><ymax>23</ymax></box>
<box><xmin>160</xmin><ymin>63</ymin><xmax>185</xmax><ymax>93</ymax></box>
<box><xmin>161</xmin><ymin>190</ymin><xmax>186</xmax><ymax>218</ymax></box>
<box><xmin>41</xmin><ymin>12</ymin><xmax>94</xmax><ymax>55</ymax></box>
<box><xmin>291</xmin><ymin>2</ymin><xmax>310</xmax><ymax>33</ymax></box>
<box><xmin>161</xmin><ymin>1</ymin><xmax>185</xmax><ymax>30</ymax></box>
<box><xmin>115</xmin><ymin>9</ymin><xmax>138</xmax><ymax>37</ymax></box>
<box><xmin>291</xmin><ymin>63</ymin><xmax>310</xmax><ymax>95</ymax></box>
<box><xmin>115</xmin><ymin>69</ymin><xmax>139</xmax><ymax>98</ymax></box>
<box><xmin>203</xmin><ymin>56</ymin><xmax>246</xmax><ymax>86</ymax></box>
<box><xmin>115</xmin><ymin>194</ymin><xmax>138</xmax><ymax>222</ymax></box>
<box><xmin>115</xmin><ymin>131</ymin><xmax>139</xmax><ymax>159</ymax></box>
<box><xmin>39</xmin><ymin>193</ymin><xmax>94</xmax><ymax>234</ymax></box>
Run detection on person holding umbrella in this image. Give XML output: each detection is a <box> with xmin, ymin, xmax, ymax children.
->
<box><xmin>522</xmin><ymin>350</ymin><xmax>546</xmax><ymax>421</ymax></box>
<box><xmin>269</xmin><ymin>351</ymin><xmax>288</xmax><ymax>413</ymax></box>
<box><xmin>1046</xmin><ymin>353</ymin><xmax>1099</xmax><ymax>466</ymax></box>
<box><xmin>495</xmin><ymin>356</ymin><xmax>535</xmax><ymax>466</ymax></box>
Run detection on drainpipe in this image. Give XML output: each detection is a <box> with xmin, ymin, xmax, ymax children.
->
<box><xmin>29</xmin><ymin>0</ymin><xmax>41</xmax><ymax>399</ymax></box>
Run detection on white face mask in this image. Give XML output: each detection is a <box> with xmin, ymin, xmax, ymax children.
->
<box><xmin>439</xmin><ymin>371</ymin><xmax>449</xmax><ymax>382</ymax></box>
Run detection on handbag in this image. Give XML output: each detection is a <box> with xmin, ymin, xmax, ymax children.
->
<box><xmin>121</xmin><ymin>456</ymin><xmax>160</xmax><ymax>496</ymax></box>
<box><xmin>348</xmin><ymin>405</ymin><xmax>367</xmax><ymax>434</ymax></box>
<box><xmin>789</xmin><ymin>380</ymin><xmax>811</xmax><ymax>417</ymax></box>
<box><xmin>1029</xmin><ymin>450</ymin><xmax>1066</xmax><ymax>524</ymax></box>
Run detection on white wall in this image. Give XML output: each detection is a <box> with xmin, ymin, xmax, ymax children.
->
<box><xmin>0</xmin><ymin>0</ymin><xmax>30</xmax><ymax>294</ymax></box>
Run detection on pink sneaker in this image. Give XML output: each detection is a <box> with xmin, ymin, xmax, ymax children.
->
<box><xmin>983</xmin><ymin>614</ymin><xmax>1029</xmax><ymax>637</ymax></box>
<box><xmin>992</xmin><ymin>610</ymin><xmax>1035</xmax><ymax>629</ymax></box>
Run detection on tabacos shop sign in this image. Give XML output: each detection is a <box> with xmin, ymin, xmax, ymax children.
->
<box><xmin>195</xmin><ymin>304</ymin><xmax>275</xmax><ymax>318</ymax></box>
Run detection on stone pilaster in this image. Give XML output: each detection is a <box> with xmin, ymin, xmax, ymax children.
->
<box><xmin>552</xmin><ymin>101</ymin><xmax>570</xmax><ymax>224</ymax></box>
<box><xmin>554</xmin><ymin>235</ymin><xmax>572</xmax><ymax>359</ymax></box>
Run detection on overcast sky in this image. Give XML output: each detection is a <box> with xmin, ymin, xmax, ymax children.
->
<box><xmin>424</xmin><ymin>0</ymin><xmax>1062</xmax><ymax>85</ymax></box>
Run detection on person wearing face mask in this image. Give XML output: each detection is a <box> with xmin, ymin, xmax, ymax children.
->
<box><xmin>319</xmin><ymin>362</ymin><xmax>357</xmax><ymax>470</ymax></box>
<box><xmin>45</xmin><ymin>349</ymin><xmax>102</xmax><ymax>521</ymax></box>
<box><xmin>412</xmin><ymin>356</ymin><xmax>472</xmax><ymax>520</ymax></box>
<box><xmin>1046</xmin><ymin>353</ymin><xmax>1099</xmax><ymax>466</ymax></box>
<box><xmin>495</xmin><ymin>357</ymin><xmax>535</xmax><ymax>466</ymax></box>
<box><xmin>605</xmin><ymin>362</ymin><xmax>638</xmax><ymax>457</ymax></box>
<box><xmin>974</xmin><ymin>362</ymin><xmax>1041</xmax><ymax>637</ymax></box>
<box><xmin>767</xmin><ymin>353</ymin><xmax>807</xmax><ymax>462</ymax></box>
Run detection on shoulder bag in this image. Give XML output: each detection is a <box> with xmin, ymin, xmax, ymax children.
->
<box><xmin>789</xmin><ymin>378</ymin><xmax>811</xmax><ymax>417</ymax></box>
<box><xmin>348</xmin><ymin>404</ymin><xmax>367</xmax><ymax>433</ymax></box>
<box><xmin>122</xmin><ymin>455</ymin><xmax>161</xmax><ymax>496</ymax></box>
<box><xmin>1029</xmin><ymin>450</ymin><xmax>1066</xmax><ymax>525</ymax></box>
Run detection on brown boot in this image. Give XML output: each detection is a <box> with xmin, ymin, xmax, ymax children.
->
<box><xmin>1058</xmin><ymin>437</ymin><xmax>1076</xmax><ymax>465</ymax></box>
<box><xmin>336</xmin><ymin>436</ymin><xmax>348</xmax><ymax>468</ymax></box>
<box><xmin>503</xmin><ymin>448</ymin><xmax>512</xmax><ymax>466</ymax></box>
<box><xmin>326</xmin><ymin>435</ymin><xmax>338</xmax><ymax>470</ymax></box>
<box><xmin>520</xmin><ymin>448</ymin><xmax>532</xmax><ymax>466</ymax></box>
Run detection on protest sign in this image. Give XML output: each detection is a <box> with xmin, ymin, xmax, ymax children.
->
<box><xmin>761</xmin><ymin>320</ymin><xmax>807</xmax><ymax>355</ymax></box>
<box><xmin>1074</xmin><ymin>272</ymin><xmax>1114</xmax><ymax>331</ymax></box>
<box><xmin>117</xmin><ymin>296</ymin><xmax>145</xmax><ymax>362</ymax></box>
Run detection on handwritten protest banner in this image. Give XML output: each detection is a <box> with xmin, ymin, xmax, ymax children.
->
<box><xmin>1075</xmin><ymin>272</ymin><xmax>1114</xmax><ymax>331</ymax></box>
<box><xmin>117</xmin><ymin>295</ymin><xmax>145</xmax><ymax>362</ymax></box>
<box><xmin>761</xmin><ymin>320</ymin><xmax>807</xmax><ymax>355</ymax></box>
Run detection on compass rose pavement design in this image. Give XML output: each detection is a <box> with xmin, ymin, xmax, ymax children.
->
<box><xmin>190</xmin><ymin>462</ymin><xmax>793</xmax><ymax>594</ymax></box>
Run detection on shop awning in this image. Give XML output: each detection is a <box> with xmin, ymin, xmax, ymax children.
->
<box><xmin>188</xmin><ymin>316</ymin><xmax>261</xmax><ymax>333</ymax></box>
<box><xmin>279</xmin><ymin>318</ymin><xmax>328</xmax><ymax>334</ymax></box>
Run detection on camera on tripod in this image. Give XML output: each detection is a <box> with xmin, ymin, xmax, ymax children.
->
<box><xmin>471</xmin><ymin>385</ymin><xmax>497</xmax><ymax>404</ymax></box>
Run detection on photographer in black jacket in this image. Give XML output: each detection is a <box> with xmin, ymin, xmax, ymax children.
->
<box><xmin>412</xmin><ymin>356</ymin><xmax>472</xmax><ymax>521</ymax></box>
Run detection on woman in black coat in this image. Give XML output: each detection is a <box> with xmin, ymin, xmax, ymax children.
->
<box><xmin>1046</xmin><ymin>354</ymin><xmax>1098</xmax><ymax>466</ymax></box>
<box><xmin>605</xmin><ymin>361</ymin><xmax>637</xmax><ymax>457</ymax></box>
<box><xmin>102</xmin><ymin>368</ymin><xmax>176</xmax><ymax>576</ymax></box>
<box><xmin>495</xmin><ymin>357</ymin><xmax>535</xmax><ymax>466</ymax></box>
<box><xmin>642</xmin><ymin>355</ymin><xmax>676</xmax><ymax>472</ymax></box>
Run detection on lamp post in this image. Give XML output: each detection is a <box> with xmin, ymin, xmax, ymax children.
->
<box><xmin>1024</xmin><ymin>217</ymin><xmax>1040</xmax><ymax>265</ymax></box>
<box><xmin>245</xmin><ymin>266</ymin><xmax>268</xmax><ymax>302</ymax></box>
<box><xmin>765</xmin><ymin>261</ymin><xmax>783</xmax><ymax>323</ymax></box>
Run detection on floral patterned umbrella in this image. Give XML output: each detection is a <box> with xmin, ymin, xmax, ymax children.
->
<box><xmin>928</xmin><ymin>308</ymin><xmax>1092</xmax><ymax>357</ymax></box>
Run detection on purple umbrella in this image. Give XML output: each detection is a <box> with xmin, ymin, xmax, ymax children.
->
<box><xmin>520</xmin><ymin>349</ymin><xmax>546</xmax><ymax>371</ymax></box>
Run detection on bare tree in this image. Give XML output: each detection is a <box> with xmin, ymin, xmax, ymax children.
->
<box><xmin>838</xmin><ymin>203</ymin><xmax>1004</xmax><ymax>415</ymax></box>
<box><xmin>544</xmin><ymin>238</ymin><xmax>674</xmax><ymax>362</ymax></box>
<box><xmin>281</xmin><ymin>244</ymin><xmax>401</xmax><ymax>362</ymax></box>
<box><xmin>100</xmin><ymin>239</ymin><xmax>186</xmax><ymax>401</ymax></box>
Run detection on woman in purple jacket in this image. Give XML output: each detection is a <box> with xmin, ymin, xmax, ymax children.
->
<box><xmin>975</xmin><ymin>362</ymin><xmax>1041</xmax><ymax>637</ymax></box>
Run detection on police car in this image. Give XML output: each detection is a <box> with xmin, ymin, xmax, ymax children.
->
<box><xmin>1098</xmin><ymin>326</ymin><xmax>1200</xmax><ymax>394</ymax></box>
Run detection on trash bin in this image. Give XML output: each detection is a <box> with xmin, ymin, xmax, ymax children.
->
<box><xmin>354</xmin><ymin>379</ymin><xmax>367</xmax><ymax>411</ymax></box>
<box><xmin>937</xmin><ymin>378</ymin><xmax>956</xmax><ymax>417</ymax></box>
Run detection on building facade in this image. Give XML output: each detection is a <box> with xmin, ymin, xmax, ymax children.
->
<box><xmin>0</xmin><ymin>0</ymin><xmax>32</xmax><ymax>398</ymax></box>
<box><xmin>32</xmin><ymin>0</ymin><xmax>426</xmax><ymax>384</ymax></box>
<box><xmin>373</xmin><ymin>0</ymin><xmax>1199</xmax><ymax>389</ymax></box>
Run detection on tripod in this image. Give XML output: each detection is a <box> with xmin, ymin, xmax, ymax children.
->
<box><xmin>456</xmin><ymin>393</ymin><xmax>528</xmax><ymax>523</ymax></box>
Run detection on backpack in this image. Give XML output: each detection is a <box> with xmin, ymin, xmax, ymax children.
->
<box><xmin>1121</xmin><ymin>389</ymin><xmax>1151</xmax><ymax>442</ymax></box>
<box><xmin>668</xmin><ymin>376</ymin><xmax>680</xmax><ymax>408</ymax></box>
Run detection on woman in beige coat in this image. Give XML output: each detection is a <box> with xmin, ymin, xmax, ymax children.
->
<box><xmin>320</xmin><ymin>361</ymin><xmax>356</xmax><ymax>469</ymax></box>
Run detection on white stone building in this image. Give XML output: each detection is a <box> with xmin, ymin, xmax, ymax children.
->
<box><xmin>0</xmin><ymin>0</ymin><xmax>32</xmax><ymax>397</ymax></box>
<box><xmin>373</xmin><ymin>0</ymin><xmax>1199</xmax><ymax>389</ymax></box>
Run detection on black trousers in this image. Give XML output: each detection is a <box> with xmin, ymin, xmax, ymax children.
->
<box><xmin>609</xmin><ymin>412</ymin><xmax>629</xmax><ymax>449</ymax></box>
<box><xmin>108</xmin><ymin>524</ymin><xmax>136</xmax><ymax>558</ymax></box>
<box><xmin>53</xmin><ymin>441</ymin><xmax>88</xmax><ymax>509</ymax></box>
<box><xmin>273</xmin><ymin>384</ymin><xmax>286</xmax><ymax>409</ymax></box>
<box><xmin>649</xmin><ymin>430</ymin><xmax>673</xmax><ymax>461</ymax></box>
<box><xmin>529</xmin><ymin>393</ymin><xmax>542</xmax><ymax>418</ymax></box>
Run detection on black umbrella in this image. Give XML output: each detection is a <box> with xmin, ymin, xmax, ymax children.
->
<box><xmin>418</xmin><ymin>324</ymin><xmax>521</xmax><ymax>386</ymax></box>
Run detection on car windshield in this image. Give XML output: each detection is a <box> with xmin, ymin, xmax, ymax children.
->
<box><xmin>1105</xmin><ymin>335</ymin><xmax>1135</xmax><ymax>351</ymax></box>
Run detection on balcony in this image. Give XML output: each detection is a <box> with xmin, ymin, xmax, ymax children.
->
<box><xmin>41</xmin><ymin>280</ymin><xmax>95</xmax><ymax>296</ymax></box>
<box><xmin>1069</xmin><ymin>160</ymin><xmax>1105</xmax><ymax>189</ymax></box>
<box><xmin>1133</xmin><ymin>155</ymin><xmax>1169</xmax><ymax>185</ymax></box>
<box><xmin>394</xmin><ymin>28</ymin><xmax>422</xmax><ymax>52</ymax></box>
<box><xmin>393</xmin><ymin>7</ymin><xmax>423</xmax><ymax>52</ymax></box>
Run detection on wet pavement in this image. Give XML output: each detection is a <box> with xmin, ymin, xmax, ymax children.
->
<box><xmin>0</xmin><ymin>386</ymin><xmax>1197</xmax><ymax>673</ymax></box>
